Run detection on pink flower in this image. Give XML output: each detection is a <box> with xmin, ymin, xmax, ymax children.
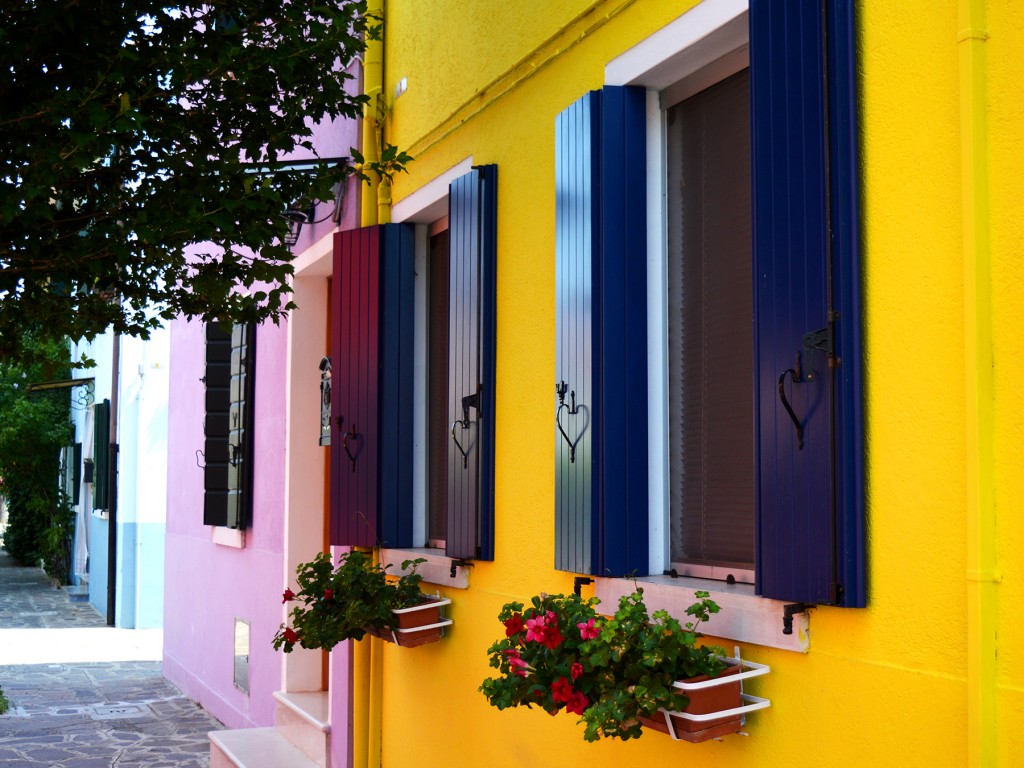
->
<box><xmin>503</xmin><ymin>613</ymin><xmax>525</xmax><ymax>637</ymax></box>
<box><xmin>525</xmin><ymin>613</ymin><xmax>549</xmax><ymax>644</ymax></box>
<box><xmin>576</xmin><ymin>618</ymin><xmax>599</xmax><ymax>640</ymax></box>
<box><xmin>502</xmin><ymin>647</ymin><xmax>522</xmax><ymax>661</ymax></box>
<box><xmin>323</xmin><ymin>588</ymin><xmax>334</xmax><ymax>600</ymax></box>
<box><xmin>570</xmin><ymin>662</ymin><xmax>583</xmax><ymax>681</ymax></box>
<box><xmin>508</xmin><ymin>657</ymin><xmax>530</xmax><ymax>677</ymax></box>
<box><xmin>565</xmin><ymin>691</ymin><xmax>590</xmax><ymax>715</ymax></box>
<box><xmin>550</xmin><ymin>677</ymin><xmax>574</xmax><ymax>703</ymax></box>
<box><xmin>282</xmin><ymin>588</ymin><xmax>296</xmax><ymax>604</ymax></box>
<box><xmin>282</xmin><ymin>627</ymin><xmax>299</xmax><ymax>644</ymax></box>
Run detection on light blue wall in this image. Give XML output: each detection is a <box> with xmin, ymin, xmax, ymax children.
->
<box><xmin>88</xmin><ymin>514</ymin><xmax>108</xmax><ymax>618</ymax></box>
<box><xmin>87</xmin><ymin>516</ymin><xmax>165</xmax><ymax>628</ymax></box>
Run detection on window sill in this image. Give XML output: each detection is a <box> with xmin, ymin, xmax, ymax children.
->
<box><xmin>212</xmin><ymin>527</ymin><xmax>245</xmax><ymax>549</ymax></box>
<box><xmin>594</xmin><ymin>575</ymin><xmax>809</xmax><ymax>653</ymax></box>
<box><xmin>379</xmin><ymin>548</ymin><xmax>470</xmax><ymax>590</ymax></box>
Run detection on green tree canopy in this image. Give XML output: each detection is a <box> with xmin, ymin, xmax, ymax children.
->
<box><xmin>1</xmin><ymin>1</ymin><xmax>378</xmax><ymax>365</ymax></box>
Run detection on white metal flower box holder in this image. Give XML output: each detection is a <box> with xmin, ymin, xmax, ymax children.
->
<box><xmin>649</xmin><ymin>647</ymin><xmax>771</xmax><ymax>741</ymax></box>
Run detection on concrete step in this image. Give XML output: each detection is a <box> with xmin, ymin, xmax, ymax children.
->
<box><xmin>273</xmin><ymin>690</ymin><xmax>330</xmax><ymax>768</ymax></box>
<box><xmin>210</xmin><ymin>727</ymin><xmax>319</xmax><ymax>768</ymax></box>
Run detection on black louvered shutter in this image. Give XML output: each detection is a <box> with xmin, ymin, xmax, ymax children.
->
<box><xmin>204</xmin><ymin>322</ymin><xmax>256</xmax><ymax>529</ymax></box>
<box><xmin>330</xmin><ymin>224</ymin><xmax>415</xmax><ymax>548</ymax></box>
<box><xmin>750</xmin><ymin>0</ymin><xmax>864</xmax><ymax>606</ymax></box>
<box><xmin>446</xmin><ymin>165</ymin><xmax>497</xmax><ymax>561</ymax></box>
<box><xmin>93</xmin><ymin>399</ymin><xmax>110</xmax><ymax>510</ymax></box>
<box><xmin>204</xmin><ymin>322</ymin><xmax>233</xmax><ymax>526</ymax></box>
<box><xmin>554</xmin><ymin>87</ymin><xmax>648</xmax><ymax>577</ymax></box>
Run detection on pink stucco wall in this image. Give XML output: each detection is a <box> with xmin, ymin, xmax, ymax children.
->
<box><xmin>163</xmin><ymin>316</ymin><xmax>289</xmax><ymax>728</ymax></box>
<box><xmin>163</xmin><ymin>59</ymin><xmax>361</xmax><ymax>740</ymax></box>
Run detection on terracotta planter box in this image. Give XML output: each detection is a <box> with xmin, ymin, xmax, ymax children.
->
<box><xmin>366</xmin><ymin>595</ymin><xmax>452</xmax><ymax>648</ymax></box>
<box><xmin>639</xmin><ymin>657</ymin><xmax>771</xmax><ymax>743</ymax></box>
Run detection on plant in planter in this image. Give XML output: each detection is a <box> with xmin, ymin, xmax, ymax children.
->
<box><xmin>481</xmin><ymin>588</ymin><xmax>764</xmax><ymax>742</ymax></box>
<box><xmin>480</xmin><ymin>592</ymin><xmax>606</xmax><ymax>719</ymax></box>
<box><xmin>273</xmin><ymin>550</ymin><xmax>450</xmax><ymax>652</ymax></box>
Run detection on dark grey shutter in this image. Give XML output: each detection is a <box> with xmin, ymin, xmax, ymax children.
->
<box><xmin>750</xmin><ymin>0</ymin><xmax>864</xmax><ymax>606</ymax></box>
<box><xmin>446</xmin><ymin>165</ymin><xmax>497</xmax><ymax>561</ymax></box>
<box><xmin>330</xmin><ymin>224</ymin><xmax>415</xmax><ymax>548</ymax></box>
<box><xmin>72</xmin><ymin>442</ymin><xmax>82</xmax><ymax>506</ymax></box>
<box><xmin>227</xmin><ymin>323</ymin><xmax>256</xmax><ymax>529</ymax></box>
<box><xmin>554</xmin><ymin>87</ymin><xmax>648</xmax><ymax>577</ymax></box>
<box><xmin>93</xmin><ymin>399</ymin><xmax>110</xmax><ymax>510</ymax></box>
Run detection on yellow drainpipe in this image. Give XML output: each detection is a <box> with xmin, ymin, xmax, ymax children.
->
<box><xmin>958</xmin><ymin>1</ymin><xmax>997</xmax><ymax>766</ymax></box>
<box><xmin>360</xmin><ymin>0</ymin><xmax>383</xmax><ymax>228</ymax></box>
<box><xmin>352</xmin><ymin>3</ymin><xmax>386</xmax><ymax>765</ymax></box>
<box><xmin>350</xmin><ymin>555</ymin><xmax>384</xmax><ymax>768</ymax></box>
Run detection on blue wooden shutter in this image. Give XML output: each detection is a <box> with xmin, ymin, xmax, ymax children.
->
<box><xmin>331</xmin><ymin>225</ymin><xmax>415</xmax><ymax>547</ymax></box>
<box><xmin>377</xmin><ymin>225</ymin><xmax>416</xmax><ymax>546</ymax></box>
<box><xmin>554</xmin><ymin>87</ymin><xmax>648</xmax><ymax>577</ymax></box>
<box><xmin>750</xmin><ymin>0</ymin><xmax>864</xmax><ymax>607</ymax></box>
<box><xmin>446</xmin><ymin>165</ymin><xmax>497</xmax><ymax>561</ymax></box>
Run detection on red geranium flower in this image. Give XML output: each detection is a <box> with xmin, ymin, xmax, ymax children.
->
<box><xmin>542</xmin><ymin>624</ymin><xmax>564</xmax><ymax>650</ymax></box>
<box><xmin>282</xmin><ymin>627</ymin><xmax>299</xmax><ymax>644</ymax></box>
<box><xmin>565</xmin><ymin>691</ymin><xmax>590</xmax><ymax>715</ymax></box>
<box><xmin>282</xmin><ymin>588</ymin><xmax>296</xmax><ymax>604</ymax></box>
<box><xmin>550</xmin><ymin>677</ymin><xmax>574</xmax><ymax>704</ymax></box>
<box><xmin>503</xmin><ymin>613</ymin><xmax>525</xmax><ymax>637</ymax></box>
<box><xmin>570</xmin><ymin>662</ymin><xmax>583</xmax><ymax>681</ymax></box>
<box><xmin>323</xmin><ymin>588</ymin><xmax>334</xmax><ymax>600</ymax></box>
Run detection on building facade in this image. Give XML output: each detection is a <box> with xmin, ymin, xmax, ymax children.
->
<box><xmin>166</xmin><ymin>1</ymin><xmax>1024</xmax><ymax>766</ymax></box>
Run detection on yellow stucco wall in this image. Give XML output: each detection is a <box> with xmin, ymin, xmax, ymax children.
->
<box><xmin>366</xmin><ymin>1</ymin><xmax>1022</xmax><ymax>765</ymax></box>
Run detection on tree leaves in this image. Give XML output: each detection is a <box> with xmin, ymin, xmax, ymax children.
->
<box><xmin>0</xmin><ymin>0</ymin><xmax>380</xmax><ymax>365</ymax></box>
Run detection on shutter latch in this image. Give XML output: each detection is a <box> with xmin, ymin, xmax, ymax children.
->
<box><xmin>802</xmin><ymin>324</ymin><xmax>836</xmax><ymax>369</ymax></box>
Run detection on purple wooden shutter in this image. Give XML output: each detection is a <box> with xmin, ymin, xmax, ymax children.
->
<box><xmin>554</xmin><ymin>87</ymin><xmax>648</xmax><ymax>577</ymax></box>
<box><xmin>751</xmin><ymin>0</ymin><xmax>864</xmax><ymax>606</ymax></box>
<box><xmin>331</xmin><ymin>227</ymin><xmax>381</xmax><ymax>547</ymax></box>
<box><xmin>446</xmin><ymin>165</ymin><xmax>497</xmax><ymax>561</ymax></box>
<box><xmin>330</xmin><ymin>225</ymin><xmax>416</xmax><ymax>547</ymax></box>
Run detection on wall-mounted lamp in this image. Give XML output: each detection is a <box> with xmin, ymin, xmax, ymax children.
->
<box><xmin>282</xmin><ymin>203</ymin><xmax>316</xmax><ymax>247</ymax></box>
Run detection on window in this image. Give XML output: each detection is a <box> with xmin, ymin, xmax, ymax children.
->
<box><xmin>426</xmin><ymin>220</ymin><xmax>450</xmax><ymax>547</ymax></box>
<box><xmin>204</xmin><ymin>322</ymin><xmax>256</xmax><ymax>529</ymax></box>
<box><xmin>667</xmin><ymin>69</ymin><xmax>754</xmax><ymax>581</ymax></box>
<box><xmin>555</xmin><ymin>0</ymin><xmax>864</xmax><ymax>607</ymax></box>
<box><xmin>330</xmin><ymin>165</ymin><xmax>498</xmax><ymax>561</ymax></box>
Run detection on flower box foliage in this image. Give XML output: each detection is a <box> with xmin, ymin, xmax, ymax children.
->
<box><xmin>273</xmin><ymin>550</ymin><xmax>446</xmax><ymax>652</ymax></box>
<box><xmin>481</xmin><ymin>589</ymin><xmax>755</xmax><ymax>742</ymax></box>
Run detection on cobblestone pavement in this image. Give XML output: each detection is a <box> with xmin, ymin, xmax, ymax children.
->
<box><xmin>0</xmin><ymin>550</ymin><xmax>224</xmax><ymax>767</ymax></box>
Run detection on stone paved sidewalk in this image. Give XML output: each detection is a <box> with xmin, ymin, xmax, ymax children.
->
<box><xmin>0</xmin><ymin>550</ymin><xmax>224</xmax><ymax>767</ymax></box>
